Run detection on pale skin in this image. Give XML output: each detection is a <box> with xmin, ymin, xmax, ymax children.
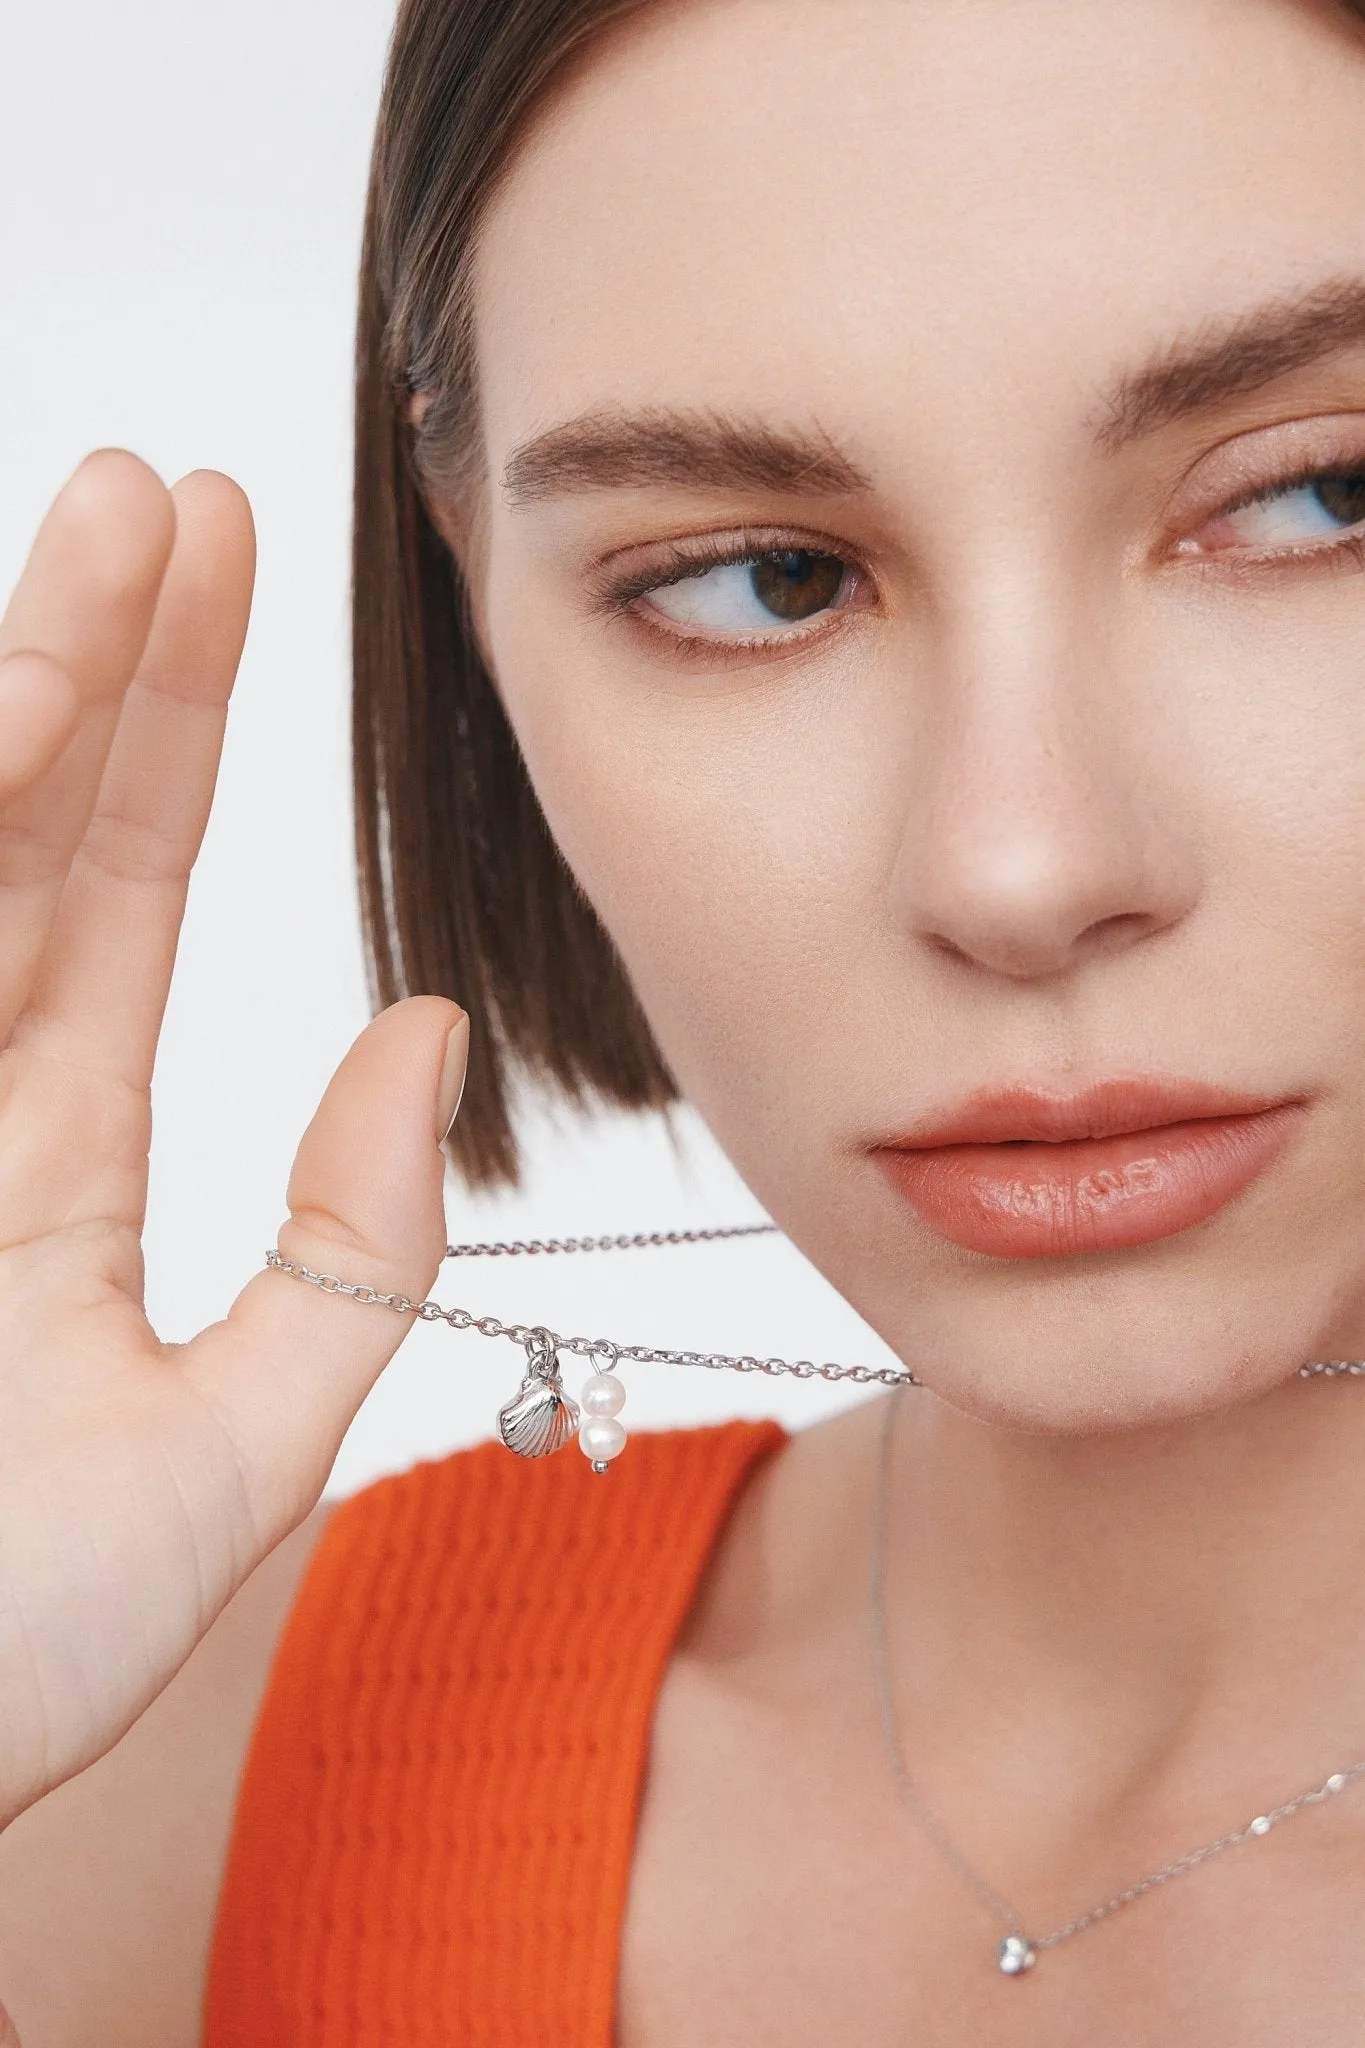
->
<box><xmin>1</xmin><ymin>0</ymin><xmax>1365</xmax><ymax>2038</ymax></box>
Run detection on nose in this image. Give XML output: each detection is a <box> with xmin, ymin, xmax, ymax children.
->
<box><xmin>892</xmin><ymin>603</ymin><xmax>1200</xmax><ymax>983</ymax></box>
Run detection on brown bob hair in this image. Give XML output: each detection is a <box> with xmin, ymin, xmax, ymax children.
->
<box><xmin>355</xmin><ymin>0</ymin><xmax>669</xmax><ymax>1191</ymax></box>
<box><xmin>354</xmin><ymin>0</ymin><xmax>1365</xmax><ymax>1190</ymax></box>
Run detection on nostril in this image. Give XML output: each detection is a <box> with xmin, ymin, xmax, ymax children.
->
<box><xmin>925</xmin><ymin>930</ymin><xmax>976</xmax><ymax>965</ymax></box>
<box><xmin>1082</xmin><ymin>910</ymin><xmax>1158</xmax><ymax>953</ymax></box>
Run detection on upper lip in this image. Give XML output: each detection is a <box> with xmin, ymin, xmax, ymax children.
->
<box><xmin>877</xmin><ymin>1078</ymin><xmax>1301</xmax><ymax>1151</ymax></box>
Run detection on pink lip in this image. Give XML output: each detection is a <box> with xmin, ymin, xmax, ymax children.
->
<box><xmin>874</xmin><ymin>1080</ymin><xmax>1307</xmax><ymax>1260</ymax></box>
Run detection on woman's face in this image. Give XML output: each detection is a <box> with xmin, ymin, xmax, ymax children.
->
<box><xmin>464</xmin><ymin>0</ymin><xmax>1365</xmax><ymax>1431</ymax></box>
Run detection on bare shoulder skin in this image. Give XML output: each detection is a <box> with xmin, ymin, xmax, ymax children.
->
<box><xmin>0</xmin><ymin>1505</ymin><xmax>331</xmax><ymax>2048</ymax></box>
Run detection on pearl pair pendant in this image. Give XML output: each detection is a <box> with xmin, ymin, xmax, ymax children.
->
<box><xmin>578</xmin><ymin>1370</ymin><xmax>628</xmax><ymax>1472</ymax></box>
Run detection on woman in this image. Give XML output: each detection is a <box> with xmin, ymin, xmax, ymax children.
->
<box><xmin>1</xmin><ymin>0</ymin><xmax>1364</xmax><ymax>2036</ymax></box>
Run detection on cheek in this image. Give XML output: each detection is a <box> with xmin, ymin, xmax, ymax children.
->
<box><xmin>1177</xmin><ymin>600</ymin><xmax>1365</xmax><ymax>956</ymax></box>
<box><xmin>487</xmin><ymin>603</ymin><xmax>898</xmax><ymax>1120</ymax></box>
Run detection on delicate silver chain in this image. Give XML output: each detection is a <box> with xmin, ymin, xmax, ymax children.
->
<box><xmin>869</xmin><ymin>1384</ymin><xmax>1365</xmax><ymax>1969</ymax></box>
<box><xmin>268</xmin><ymin>1224</ymin><xmax>1365</xmax><ymax>1963</ymax></box>
<box><xmin>262</xmin><ymin>1227</ymin><xmax>918</xmax><ymax>1387</ymax></box>
<box><xmin>262</xmin><ymin>1218</ymin><xmax>1357</xmax><ymax>1398</ymax></box>
<box><xmin>444</xmin><ymin>1224</ymin><xmax>781</xmax><ymax>1259</ymax></box>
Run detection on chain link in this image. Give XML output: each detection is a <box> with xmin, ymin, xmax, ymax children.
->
<box><xmin>262</xmin><ymin>1234</ymin><xmax>918</xmax><ymax>1388</ymax></box>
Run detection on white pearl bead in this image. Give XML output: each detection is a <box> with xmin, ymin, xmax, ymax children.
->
<box><xmin>579</xmin><ymin>1415</ymin><xmax>628</xmax><ymax>1461</ymax></box>
<box><xmin>581</xmin><ymin>1372</ymin><xmax>626</xmax><ymax>1418</ymax></box>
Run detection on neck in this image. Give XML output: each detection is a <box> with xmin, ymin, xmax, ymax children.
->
<box><xmin>684</xmin><ymin>1360</ymin><xmax>1365</xmax><ymax>1924</ymax></box>
<box><xmin>878</xmin><ymin>1371</ymin><xmax>1365</xmax><ymax>1826</ymax></box>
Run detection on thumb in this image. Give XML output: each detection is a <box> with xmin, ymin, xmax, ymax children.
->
<box><xmin>185</xmin><ymin>994</ymin><xmax>469</xmax><ymax>1533</ymax></box>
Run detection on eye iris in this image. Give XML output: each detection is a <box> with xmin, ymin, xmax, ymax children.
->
<box><xmin>748</xmin><ymin>549</ymin><xmax>844</xmax><ymax>621</ymax></box>
<box><xmin>1314</xmin><ymin>470</ymin><xmax>1365</xmax><ymax>526</ymax></box>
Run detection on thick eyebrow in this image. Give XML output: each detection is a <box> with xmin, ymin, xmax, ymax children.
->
<box><xmin>502</xmin><ymin>279</ymin><xmax>1365</xmax><ymax>505</ymax></box>
<box><xmin>502</xmin><ymin>406</ymin><xmax>872</xmax><ymax>508</ymax></box>
<box><xmin>1092</xmin><ymin>276</ymin><xmax>1365</xmax><ymax>453</ymax></box>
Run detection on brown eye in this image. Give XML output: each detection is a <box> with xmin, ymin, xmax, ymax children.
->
<box><xmin>749</xmin><ymin>549</ymin><xmax>846</xmax><ymax>620</ymax></box>
<box><xmin>1314</xmin><ymin>471</ymin><xmax>1365</xmax><ymax>525</ymax></box>
<box><xmin>637</xmin><ymin>541</ymin><xmax>857</xmax><ymax>637</ymax></box>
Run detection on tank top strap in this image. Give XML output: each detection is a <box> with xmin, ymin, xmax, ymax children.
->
<box><xmin>205</xmin><ymin>1418</ymin><xmax>786</xmax><ymax>2045</ymax></box>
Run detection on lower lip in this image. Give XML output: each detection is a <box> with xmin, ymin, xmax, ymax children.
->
<box><xmin>876</xmin><ymin>1107</ymin><xmax>1303</xmax><ymax>1260</ymax></box>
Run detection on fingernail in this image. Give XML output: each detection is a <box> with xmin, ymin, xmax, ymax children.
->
<box><xmin>436</xmin><ymin>1013</ymin><xmax>470</xmax><ymax>1143</ymax></box>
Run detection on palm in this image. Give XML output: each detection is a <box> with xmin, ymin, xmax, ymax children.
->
<box><xmin>0</xmin><ymin>453</ymin><xmax>464</xmax><ymax>1826</ymax></box>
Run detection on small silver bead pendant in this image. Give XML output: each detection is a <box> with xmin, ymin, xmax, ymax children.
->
<box><xmin>997</xmin><ymin>1935</ymin><xmax>1037</xmax><ymax>1976</ymax></box>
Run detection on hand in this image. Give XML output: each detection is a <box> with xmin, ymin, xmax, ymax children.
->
<box><xmin>0</xmin><ymin>451</ymin><xmax>466</xmax><ymax>1830</ymax></box>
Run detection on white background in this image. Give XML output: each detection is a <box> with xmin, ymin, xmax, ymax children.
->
<box><xmin>0</xmin><ymin>0</ymin><xmax>900</xmax><ymax>1495</ymax></box>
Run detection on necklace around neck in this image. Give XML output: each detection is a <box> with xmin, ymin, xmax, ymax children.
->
<box><xmin>264</xmin><ymin>1214</ymin><xmax>1365</xmax><ymax>1970</ymax></box>
<box><xmin>867</xmin><ymin>1383</ymin><xmax>1365</xmax><ymax>1977</ymax></box>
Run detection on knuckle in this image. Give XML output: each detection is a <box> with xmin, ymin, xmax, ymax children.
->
<box><xmin>75</xmin><ymin>809</ymin><xmax>195</xmax><ymax>888</ymax></box>
<box><xmin>279</xmin><ymin>1205</ymin><xmax>433</xmax><ymax>1302</ymax></box>
<box><xmin>0</xmin><ymin>821</ymin><xmax>69</xmax><ymax>892</ymax></box>
<box><xmin>282</xmin><ymin>1202</ymin><xmax>382</xmax><ymax>1267</ymax></box>
<box><xmin>0</xmin><ymin>647</ymin><xmax>66</xmax><ymax>684</ymax></box>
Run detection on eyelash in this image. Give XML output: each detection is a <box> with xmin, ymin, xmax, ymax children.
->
<box><xmin>594</xmin><ymin>456</ymin><xmax>1365</xmax><ymax>659</ymax></box>
<box><xmin>594</xmin><ymin>527</ymin><xmax>865</xmax><ymax>658</ymax></box>
<box><xmin>1185</xmin><ymin>459</ymin><xmax>1365</xmax><ymax>578</ymax></box>
<box><xmin>1204</xmin><ymin>526</ymin><xmax>1365</xmax><ymax>585</ymax></box>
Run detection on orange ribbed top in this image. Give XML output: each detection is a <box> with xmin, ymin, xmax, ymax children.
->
<box><xmin>205</xmin><ymin>1419</ymin><xmax>785</xmax><ymax>2044</ymax></box>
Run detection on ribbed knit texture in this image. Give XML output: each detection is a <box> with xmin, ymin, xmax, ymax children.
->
<box><xmin>205</xmin><ymin>1419</ymin><xmax>785</xmax><ymax>2044</ymax></box>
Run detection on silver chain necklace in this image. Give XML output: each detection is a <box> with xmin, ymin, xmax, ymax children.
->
<box><xmin>264</xmin><ymin>1227</ymin><xmax>1360</xmax><ymax>1433</ymax></box>
<box><xmin>869</xmin><ymin>1383</ymin><xmax>1365</xmax><ymax>1977</ymax></box>
<box><xmin>267</xmin><ymin>1227</ymin><xmax>1363</xmax><ymax>1467</ymax></box>
<box><xmin>262</xmin><ymin>1224</ymin><xmax>1365</xmax><ymax>1389</ymax></box>
<box><xmin>267</xmin><ymin>1222</ymin><xmax>911</xmax><ymax>1387</ymax></box>
<box><xmin>265</xmin><ymin>1222</ymin><xmax>920</xmax><ymax>1467</ymax></box>
<box><xmin>268</xmin><ymin>1225</ymin><xmax>1365</xmax><ymax>1960</ymax></box>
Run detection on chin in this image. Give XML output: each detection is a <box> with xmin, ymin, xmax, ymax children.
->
<box><xmin>791</xmin><ymin>1168</ymin><xmax>1365</xmax><ymax>1439</ymax></box>
<box><xmin>881</xmin><ymin>1298</ymin><xmax>1295</xmax><ymax>1438</ymax></box>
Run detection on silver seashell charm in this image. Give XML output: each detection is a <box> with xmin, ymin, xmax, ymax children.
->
<box><xmin>498</xmin><ymin>1366</ymin><xmax>580</xmax><ymax>1458</ymax></box>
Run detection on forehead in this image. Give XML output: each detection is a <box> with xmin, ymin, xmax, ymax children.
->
<box><xmin>471</xmin><ymin>0</ymin><xmax>1365</xmax><ymax>458</ymax></box>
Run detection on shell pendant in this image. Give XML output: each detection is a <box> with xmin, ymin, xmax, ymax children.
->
<box><xmin>498</xmin><ymin>1334</ymin><xmax>580</xmax><ymax>1458</ymax></box>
